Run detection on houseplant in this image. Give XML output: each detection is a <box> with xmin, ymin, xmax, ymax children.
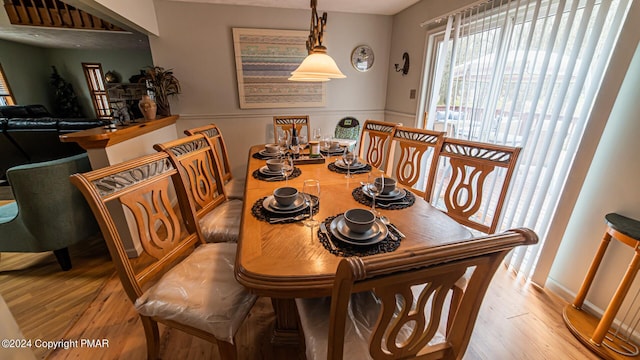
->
<box><xmin>49</xmin><ymin>66</ymin><xmax>83</xmax><ymax>118</ymax></box>
<box><xmin>139</xmin><ymin>66</ymin><xmax>181</xmax><ymax>117</ymax></box>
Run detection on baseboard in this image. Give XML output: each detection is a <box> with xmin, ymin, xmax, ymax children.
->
<box><xmin>546</xmin><ymin>277</ymin><xmax>605</xmax><ymax>317</ymax></box>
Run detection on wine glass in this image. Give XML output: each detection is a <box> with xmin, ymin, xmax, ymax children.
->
<box><xmin>302</xmin><ymin>179</ymin><xmax>320</xmax><ymax>227</ymax></box>
<box><xmin>277</xmin><ymin>132</ymin><xmax>290</xmax><ymax>158</ymax></box>
<box><xmin>367</xmin><ymin>172</ymin><xmax>384</xmax><ymax>216</ymax></box>
<box><xmin>299</xmin><ymin>135</ymin><xmax>308</xmax><ymax>153</ymax></box>
<box><xmin>342</xmin><ymin>148</ymin><xmax>356</xmax><ymax>178</ymax></box>
<box><xmin>313</xmin><ymin>128</ymin><xmax>322</xmax><ymax>142</ymax></box>
<box><xmin>281</xmin><ymin>156</ymin><xmax>294</xmax><ymax>184</ymax></box>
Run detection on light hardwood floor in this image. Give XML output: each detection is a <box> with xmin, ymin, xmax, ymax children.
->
<box><xmin>3</xmin><ymin>237</ymin><xmax>599</xmax><ymax>360</ymax></box>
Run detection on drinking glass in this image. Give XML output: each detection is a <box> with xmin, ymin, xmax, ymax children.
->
<box><xmin>290</xmin><ymin>136</ymin><xmax>301</xmax><ymax>157</ymax></box>
<box><xmin>368</xmin><ymin>172</ymin><xmax>384</xmax><ymax>216</ymax></box>
<box><xmin>302</xmin><ymin>179</ymin><xmax>320</xmax><ymax>227</ymax></box>
<box><xmin>312</xmin><ymin>128</ymin><xmax>322</xmax><ymax>142</ymax></box>
<box><xmin>299</xmin><ymin>135</ymin><xmax>308</xmax><ymax>152</ymax></box>
<box><xmin>277</xmin><ymin>132</ymin><xmax>290</xmax><ymax>158</ymax></box>
<box><xmin>342</xmin><ymin>148</ymin><xmax>356</xmax><ymax>178</ymax></box>
<box><xmin>281</xmin><ymin>156</ymin><xmax>294</xmax><ymax>184</ymax></box>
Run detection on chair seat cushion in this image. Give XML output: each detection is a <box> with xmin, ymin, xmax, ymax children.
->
<box><xmin>199</xmin><ymin>199</ymin><xmax>243</xmax><ymax>243</ymax></box>
<box><xmin>0</xmin><ymin>202</ymin><xmax>17</xmax><ymax>224</ymax></box>
<box><xmin>225</xmin><ymin>178</ymin><xmax>245</xmax><ymax>200</ymax></box>
<box><xmin>296</xmin><ymin>290</ymin><xmax>446</xmax><ymax>360</ymax></box>
<box><xmin>134</xmin><ymin>243</ymin><xmax>257</xmax><ymax>343</ymax></box>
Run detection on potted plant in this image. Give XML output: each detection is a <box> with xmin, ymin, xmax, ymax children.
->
<box><xmin>139</xmin><ymin>66</ymin><xmax>181</xmax><ymax>117</ymax></box>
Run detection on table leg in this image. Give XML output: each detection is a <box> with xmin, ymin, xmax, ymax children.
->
<box><xmin>572</xmin><ymin>233</ymin><xmax>612</xmax><ymax>308</ymax></box>
<box><xmin>591</xmin><ymin>250</ymin><xmax>640</xmax><ymax>345</ymax></box>
<box><xmin>270</xmin><ymin>298</ymin><xmax>300</xmax><ymax>345</ymax></box>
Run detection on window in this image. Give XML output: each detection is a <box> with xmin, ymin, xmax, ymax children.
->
<box><xmin>420</xmin><ymin>0</ymin><xmax>630</xmax><ymax>279</ymax></box>
<box><xmin>82</xmin><ymin>62</ymin><xmax>111</xmax><ymax>120</ymax></box>
<box><xmin>0</xmin><ymin>64</ymin><xmax>16</xmax><ymax>106</ymax></box>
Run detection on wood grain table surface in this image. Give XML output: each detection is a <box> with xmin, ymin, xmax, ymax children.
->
<box><xmin>236</xmin><ymin>145</ymin><xmax>473</xmax><ymax>298</ymax></box>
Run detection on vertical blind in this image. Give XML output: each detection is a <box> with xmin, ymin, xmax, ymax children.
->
<box><xmin>423</xmin><ymin>0</ymin><xmax>630</xmax><ymax>282</ymax></box>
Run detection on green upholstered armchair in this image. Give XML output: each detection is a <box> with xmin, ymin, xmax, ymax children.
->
<box><xmin>0</xmin><ymin>153</ymin><xmax>99</xmax><ymax>270</ymax></box>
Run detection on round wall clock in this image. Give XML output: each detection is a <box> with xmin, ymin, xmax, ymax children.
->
<box><xmin>351</xmin><ymin>45</ymin><xmax>374</xmax><ymax>72</ymax></box>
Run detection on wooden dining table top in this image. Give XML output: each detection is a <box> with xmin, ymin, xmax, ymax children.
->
<box><xmin>235</xmin><ymin>145</ymin><xmax>473</xmax><ymax>298</ymax></box>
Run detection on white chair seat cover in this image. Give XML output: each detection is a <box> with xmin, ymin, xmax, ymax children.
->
<box><xmin>135</xmin><ymin>243</ymin><xmax>256</xmax><ymax>343</ymax></box>
<box><xmin>225</xmin><ymin>178</ymin><xmax>245</xmax><ymax>200</ymax></box>
<box><xmin>199</xmin><ymin>199</ymin><xmax>243</xmax><ymax>243</ymax></box>
<box><xmin>296</xmin><ymin>290</ymin><xmax>446</xmax><ymax>360</ymax></box>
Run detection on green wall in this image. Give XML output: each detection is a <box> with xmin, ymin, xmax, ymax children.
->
<box><xmin>0</xmin><ymin>39</ymin><xmax>152</xmax><ymax>118</ymax></box>
<box><xmin>0</xmin><ymin>39</ymin><xmax>51</xmax><ymax>108</ymax></box>
<box><xmin>47</xmin><ymin>48</ymin><xmax>152</xmax><ymax>117</ymax></box>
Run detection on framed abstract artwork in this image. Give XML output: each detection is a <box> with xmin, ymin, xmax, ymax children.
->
<box><xmin>232</xmin><ymin>28</ymin><xmax>326</xmax><ymax>109</ymax></box>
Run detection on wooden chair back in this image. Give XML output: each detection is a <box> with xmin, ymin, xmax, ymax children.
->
<box><xmin>184</xmin><ymin>124</ymin><xmax>233</xmax><ymax>184</ymax></box>
<box><xmin>324</xmin><ymin>228</ymin><xmax>537</xmax><ymax>359</ymax></box>
<box><xmin>388</xmin><ymin>126</ymin><xmax>445</xmax><ymax>197</ymax></box>
<box><xmin>358</xmin><ymin>119</ymin><xmax>397</xmax><ymax>169</ymax></box>
<box><xmin>273</xmin><ymin>115</ymin><xmax>310</xmax><ymax>141</ymax></box>
<box><xmin>70</xmin><ymin>152</ymin><xmax>202</xmax><ymax>303</ymax></box>
<box><xmin>426</xmin><ymin>138</ymin><xmax>521</xmax><ymax>234</ymax></box>
<box><xmin>154</xmin><ymin>134</ymin><xmax>228</xmax><ymax>221</ymax></box>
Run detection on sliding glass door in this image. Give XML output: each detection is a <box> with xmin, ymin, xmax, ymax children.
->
<box><xmin>420</xmin><ymin>0</ymin><xmax>631</xmax><ymax>279</ymax></box>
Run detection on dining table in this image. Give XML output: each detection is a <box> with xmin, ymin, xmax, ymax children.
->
<box><xmin>235</xmin><ymin>144</ymin><xmax>474</xmax><ymax>345</ymax></box>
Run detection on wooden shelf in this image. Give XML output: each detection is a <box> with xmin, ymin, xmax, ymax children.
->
<box><xmin>59</xmin><ymin>116</ymin><xmax>178</xmax><ymax>150</ymax></box>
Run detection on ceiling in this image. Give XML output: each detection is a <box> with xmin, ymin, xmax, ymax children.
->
<box><xmin>170</xmin><ymin>0</ymin><xmax>422</xmax><ymax>16</ymax></box>
<box><xmin>0</xmin><ymin>0</ymin><xmax>420</xmax><ymax>50</ymax></box>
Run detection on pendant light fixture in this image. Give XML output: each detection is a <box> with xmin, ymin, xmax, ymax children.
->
<box><xmin>289</xmin><ymin>0</ymin><xmax>346</xmax><ymax>82</ymax></box>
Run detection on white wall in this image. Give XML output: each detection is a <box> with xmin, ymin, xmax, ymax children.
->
<box><xmin>547</xmin><ymin>41</ymin><xmax>640</xmax><ymax>313</ymax></box>
<box><xmin>149</xmin><ymin>1</ymin><xmax>392</xmax><ymax>177</ymax></box>
<box><xmin>66</xmin><ymin>0</ymin><xmax>159</xmax><ymax>35</ymax></box>
<box><xmin>385</xmin><ymin>0</ymin><xmax>486</xmax><ymax>127</ymax></box>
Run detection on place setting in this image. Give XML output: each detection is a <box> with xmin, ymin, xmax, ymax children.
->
<box><xmin>252</xmin><ymin>143</ymin><xmax>282</xmax><ymax>160</ymax></box>
<box><xmin>320</xmin><ymin>138</ymin><xmax>346</xmax><ymax>156</ymax></box>
<box><xmin>352</xmin><ymin>174</ymin><xmax>415</xmax><ymax>210</ymax></box>
<box><xmin>251</xmin><ymin>182</ymin><xmax>320</xmax><ymax>224</ymax></box>
<box><xmin>317</xmin><ymin>208</ymin><xmax>403</xmax><ymax>257</ymax></box>
<box><xmin>328</xmin><ymin>147</ymin><xmax>371</xmax><ymax>176</ymax></box>
<box><xmin>252</xmin><ymin>157</ymin><xmax>301</xmax><ymax>182</ymax></box>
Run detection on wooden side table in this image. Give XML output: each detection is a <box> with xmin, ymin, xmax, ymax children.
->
<box><xmin>563</xmin><ymin>213</ymin><xmax>640</xmax><ymax>360</ymax></box>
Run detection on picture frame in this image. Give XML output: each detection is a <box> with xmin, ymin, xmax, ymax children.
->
<box><xmin>232</xmin><ymin>28</ymin><xmax>326</xmax><ymax>109</ymax></box>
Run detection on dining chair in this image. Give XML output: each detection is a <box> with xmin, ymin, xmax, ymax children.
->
<box><xmin>154</xmin><ymin>134</ymin><xmax>243</xmax><ymax>243</ymax></box>
<box><xmin>387</xmin><ymin>126</ymin><xmax>445</xmax><ymax>197</ymax></box>
<box><xmin>334</xmin><ymin>116</ymin><xmax>360</xmax><ymax>141</ymax></box>
<box><xmin>273</xmin><ymin>115</ymin><xmax>310</xmax><ymax>141</ymax></box>
<box><xmin>296</xmin><ymin>228</ymin><xmax>538</xmax><ymax>359</ymax></box>
<box><xmin>425</xmin><ymin>137</ymin><xmax>521</xmax><ymax>235</ymax></box>
<box><xmin>357</xmin><ymin>119</ymin><xmax>398</xmax><ymax>169</ymax></box>
<box><xmin>70</xmin><ymin>153</ymin><xmax>257</xmax><ymax>360</ymax></box>
<box><xmin>184</xmin><ymin>123</ymin><xmax>244</xmax><ymax>200</ymax></box>
<box><xmin>425</xmin><ymin>137</ymin><xmax>521</xmax><ymax>333</ymax></box>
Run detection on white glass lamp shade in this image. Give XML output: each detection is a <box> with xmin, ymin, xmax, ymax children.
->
<box><xmin>289</xmin><ymin>50</ymin><xmax>346</xmax><ymax>81</ymax></box>
<box><xmin>288</xmin><ymin>72</ymin><xmax>330</xmax><ymax>82</ymax></box>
